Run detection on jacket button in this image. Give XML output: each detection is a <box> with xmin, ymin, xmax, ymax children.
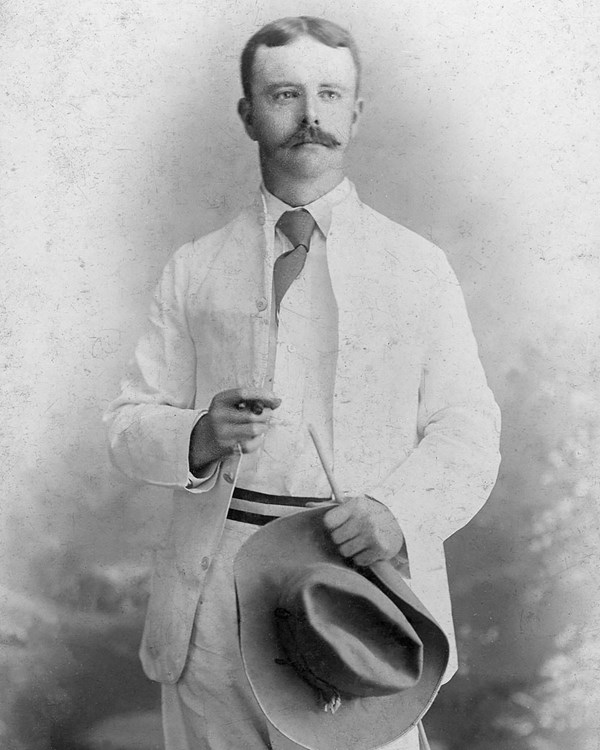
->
<box><xmin>255</xmin><ymin>297</ymin><xmax>267</xmax><ymax>312</ymax></box>
<box><xmin>258</xmin><ymin>215</ymin><xmax>266</xmax><ymax>226</ymax></box>
<box><xmin>223</xmin><ymin>471</ymin><xmax>234</xmax><ymax>484</ymax></box>
<box><xmin>201</xmin><ymin>556</ymin><xmax>210</xmax><ymax>571</ymax></box>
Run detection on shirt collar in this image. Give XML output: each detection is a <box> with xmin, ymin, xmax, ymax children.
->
<box><xmin>260</xmin><ymin>178</ymin><xmax>352</xmax><ymax>238</ymax></box>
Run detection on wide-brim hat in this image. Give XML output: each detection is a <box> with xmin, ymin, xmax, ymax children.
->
<box><xmin>234</xmin><ymin>507</ymin><xmax>449</xmax><ymax>750</ymax></box>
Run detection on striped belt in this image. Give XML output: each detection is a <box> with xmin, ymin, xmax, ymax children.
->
<box><xmin>227</xmin><ymin>486</ymin><xmax>331</xmax><ymax>526</ymax></box>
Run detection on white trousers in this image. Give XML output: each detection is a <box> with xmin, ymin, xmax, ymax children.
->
<box><xmin>161</xmin><ymin>519</ymin><xmax>420</xmax><ymax>750</ymax></box>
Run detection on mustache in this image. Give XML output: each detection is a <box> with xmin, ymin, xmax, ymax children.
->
<box><xmin>283</xmin><ymin>125</ymin><xmax>341</xmax><ymax>148</ymax></box>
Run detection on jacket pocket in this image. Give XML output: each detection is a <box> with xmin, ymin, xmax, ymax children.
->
<box><xmin>139</xmin><ymin>548</ymin><xmax>201</xmax><ymax>684</ymax></box>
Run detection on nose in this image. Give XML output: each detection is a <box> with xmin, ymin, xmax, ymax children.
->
<box><xmin>301</xmin><ymin>93</ymin><xmax>319</xmax><ymax>126</ymax></box>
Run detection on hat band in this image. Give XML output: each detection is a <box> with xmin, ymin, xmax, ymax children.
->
<box><xmin>227</xmin><ymin>487</ymin><xmax>331</xmax><ymax>526</ymax></box>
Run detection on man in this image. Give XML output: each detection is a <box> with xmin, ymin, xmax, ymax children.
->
<box><xmin>105</xmin><ymin>16</ymin><xmax>501</xmax><ymax>750</ymax></box>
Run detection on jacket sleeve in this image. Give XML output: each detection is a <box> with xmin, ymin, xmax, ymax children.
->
<box><xmin>104</xmin><ymin>245</ymin><xmax>205</xmax><ymax>488</ymax></box>
<box><xmin>367</xmin><ymin>250</ymin><xmax>501</xmax><ymax>547</ymax></box>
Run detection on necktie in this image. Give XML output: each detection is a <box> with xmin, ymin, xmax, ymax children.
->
<box><xmin>273</xmin><ymin>209</ymin><xmax>316</xmax><ymax>316</ymax></box>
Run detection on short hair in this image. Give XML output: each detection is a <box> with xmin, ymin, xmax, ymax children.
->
<box><xmin>240</xmin><ymin>16</ymin><xmax>361</xmax><ymax>99</ymax></box>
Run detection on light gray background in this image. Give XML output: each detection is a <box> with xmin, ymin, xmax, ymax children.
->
<box><xmin>1</xmin><ymin>0</ymin><xmax>599</xmax><ymax>745</ymax></box>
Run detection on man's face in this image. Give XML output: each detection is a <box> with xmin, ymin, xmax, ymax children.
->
<box><xmin>239</xmin><ymin>36</ymin><xmax>363</xmax><ymax>181</ymax></box>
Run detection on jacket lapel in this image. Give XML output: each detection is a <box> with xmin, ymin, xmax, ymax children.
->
<box><xmin>197</xmin><ymin>195</ymin><xmax>273</xmax><ymax>392</ymax></box>
<box><xmin>327</xmin><ymin>188</ymin><xmax>401</xmax><ymax>489</ymax></box>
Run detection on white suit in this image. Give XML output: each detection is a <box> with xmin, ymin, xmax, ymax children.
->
<box><xmin>105</xmin><ymin>183</ymin><xmax>501</xmax><ymax>697</ymax></box>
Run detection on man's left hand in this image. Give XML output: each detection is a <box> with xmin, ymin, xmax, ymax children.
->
<box><xmin>322</xmin><ymin>496</ymin><xmax>405</xmax><ymax>567</ymax></box>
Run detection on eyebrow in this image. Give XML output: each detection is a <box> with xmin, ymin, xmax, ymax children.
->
<box><xmin>263</xmin><ymin>82</ymin><xmax>299</xmax><ymax>92</ymax></box>
<box><xmin>263</xmin><ymin>81</ymin><xmax>351</xmax><ymax>92</ymax></box>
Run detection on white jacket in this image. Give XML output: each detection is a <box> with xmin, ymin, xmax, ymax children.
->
<box><xmin>105</xmin><ymin>183</ymin><xmax>501</xmax><ymax>684</ymax></box>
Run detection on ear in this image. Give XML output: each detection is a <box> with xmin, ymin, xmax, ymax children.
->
<box><xmin>238</xmin><ymin>98</ymin><xmax>257</xmax><ymax>141</ymax></box>
<box><xmin>350</xmin><ymin>98</ymin><xmax>364</xmax><ymax>138</ymax></box>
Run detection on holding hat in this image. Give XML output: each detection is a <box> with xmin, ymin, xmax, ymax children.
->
<box><xmin>235</xmin><ymin>507</ymin><xmax>449</xmax><ymax>750</ymax></box>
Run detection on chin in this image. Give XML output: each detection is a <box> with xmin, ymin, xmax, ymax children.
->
<box><xmin>282</xmin><ymin>148</ymin><xmax>343</xmax><ymax>179</ymax></box>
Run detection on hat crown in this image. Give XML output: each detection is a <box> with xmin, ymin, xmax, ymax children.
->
<box><xmin>275</xmin><ymin>564</ymin><xmax>423</xmax><ymax>700</ymax></box>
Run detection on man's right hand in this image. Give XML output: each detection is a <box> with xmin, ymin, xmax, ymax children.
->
<box><xmin>188</xmin><ymin>388</ymin><xmax>281</xmax><ymax>475</ymax></box>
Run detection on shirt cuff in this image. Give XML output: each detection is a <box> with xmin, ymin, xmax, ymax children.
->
<box><xmin>185</xmin><ymin>410</ymin><xmax>220</xmax><ymax>494</ymax></box>
<box><xmin>185</xmin><ymin>462</ymin><xmax>221</xmax><ymax>493</ymax></box>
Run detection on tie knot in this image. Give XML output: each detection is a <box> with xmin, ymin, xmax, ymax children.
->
<box><xmin>276</xmin><ymin>209</ymin><xmax>316</xmax><ymax>250</ymax></box>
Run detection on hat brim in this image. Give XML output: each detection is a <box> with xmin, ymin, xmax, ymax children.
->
<box><xmin>234</xmin><ymin>507</ymin><xmax>449</xmax><ymax>750</ymax></box>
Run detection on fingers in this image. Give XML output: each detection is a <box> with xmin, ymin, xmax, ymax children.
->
<box><xmin>215</xmin><ymin>417</ymin><xmax>270</xmax><ymax>447</ymax></box>
<box><xmin>335</xmin><ymin>525</ymin><xmax>386</xmax><ymax>565</ymax></box>
<box><xmin>203</xmin><ymin>387</ymin><xmax>282</xmax><ymax>458</ymax></box>
<box><xmin>328</xmin><ymin>517</ymin><xmax>361</xmax><ymax>546</ymax></box>
<box><xmin>236</xmin><ymin>400</ymin><xmax>265</xmax><ymax>416</ymax></box>
<box><xmin>323</xmin><ymin>500</ymin><xmax>380</xmax><ymax>564</ymax></box>
<box><xmin>218</xmin><ymin>388</ymin><xmax>282</xmax><ymax>412</ymax></box>
<box><xmin>335</xmin><ymin>532</ymin><xmax>386</xmax><ymax>567</ymax></box>
<box><xmin>238</xmin><ymin>435</ymin><xmax>266</xmax><ymax>454</ymax></box>
<box><xmin>323</xmin><ymin>502</ymin><xmax>353</xmax><ymax>530</ymax></box>
<box><xmin>337</xmin><ymin>534</ymin><xmax>368</xmax><ymax>559</ymax></box>
<box><xmin>352</xmin><ymin>549</ymin><xmax>382</xmax><ymax>568</ymax></box>
<box><xmin>227</xmin><ymin>407</ymin><xmax>272</xmax><ymax>425</ymax></box>
<box><xmin>322</xmin><ymin>496</ymin><xmax>405</xmax><ymax>567</ymax></box>
<box><xmin>323</xmin><ymin>496</ymin><xmax>368</xmax><ymax>531</ymax></box>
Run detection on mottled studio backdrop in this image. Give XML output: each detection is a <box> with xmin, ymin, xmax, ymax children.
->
<box><xmin>1</xmin><ymin>1</ymin><xmax>599</xmax><ymax>748</ymax></box>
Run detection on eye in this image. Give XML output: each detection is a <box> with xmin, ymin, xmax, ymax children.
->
<box><xmin>273</xmin><ymin>90</ymin><xmax>299</xmax><ymax>102</ymax></box>
<box><xmin>319</xmin><ymin>90</ymin><xmax>341</xmax><ymax>100</ymax></box>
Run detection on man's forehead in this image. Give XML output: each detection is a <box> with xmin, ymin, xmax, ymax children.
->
<box><xmin>251</xmin><ymin>37</ymin><xmax>357</xmax><ymax>88</ymax></box>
